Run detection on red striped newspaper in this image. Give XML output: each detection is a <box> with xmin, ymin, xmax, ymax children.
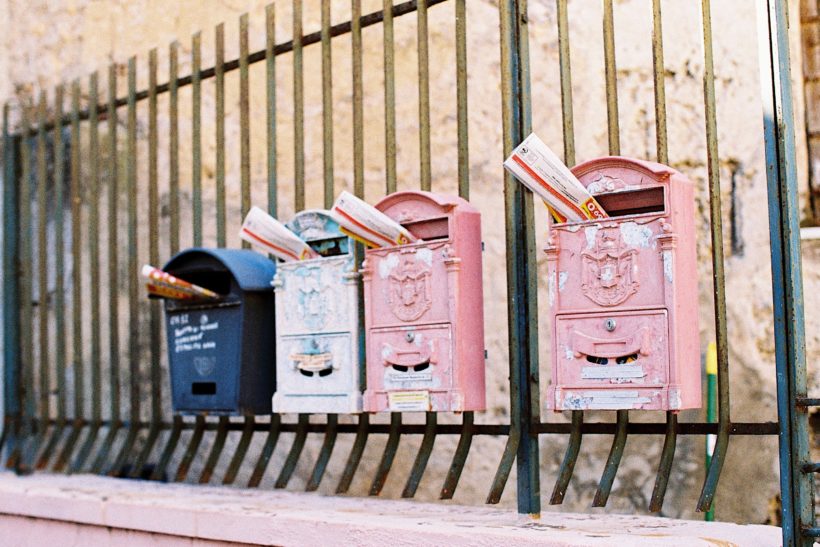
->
<box><xmin>330</xmin><ymin>191</ymin><xmax>418</xmax><ymax>248</ymax></box>
<box><xmin>141</xmin><ymin>264</ymin><xmax>220</xmax><ymax>301</ymax></box>
<box><xmin>239</xmin><ymin>206</ymin><xmax>319</xmax><ymax>261</ymax></box>
<box><xmin>503</xmin><ymin>133</ymin><xmax>608</xmax><ymax>222</ymax></box>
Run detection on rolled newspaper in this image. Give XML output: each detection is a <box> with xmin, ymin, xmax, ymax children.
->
<box><xmin>239</xmin><ymin>206</ymin><xmax>319</xmax><ymax>261</ymax></box>
<box><xmin>504</xmin><ymin>133</ymin><xmax>608</xmax><ymax>222</ymax></box>
<box><xmin>141</xmin><ymin>264</ymin><xmax>221</xmax><ymax>300</ymax></box>
<box><xmin>330</xmin><ymin>190</ymin><xmax>418</xmax><ymax>248</ymax></box>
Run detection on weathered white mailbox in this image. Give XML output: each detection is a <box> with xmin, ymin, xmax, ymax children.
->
<box><xmin>271</xmin><ymin>210</ymin><xmax>362</xmax><ymax>414</ymax></box>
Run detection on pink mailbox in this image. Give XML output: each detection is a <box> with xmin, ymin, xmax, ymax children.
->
<box><xmin>362</xmin><ymin>191</ymin><xmax>485</xmax><ymax>413</ymax></box>
<box><xmin>546</xmin><ymin>157</ymin><xmax>700</xmax><ymax>411</ymax></box>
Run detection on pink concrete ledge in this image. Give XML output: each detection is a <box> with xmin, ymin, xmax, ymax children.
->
<box><xmin>0</xmin><ymin>472</ymin><xmax>779</xmax><ymax>546</ymax></box>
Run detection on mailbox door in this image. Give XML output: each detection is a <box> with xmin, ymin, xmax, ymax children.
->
<box><xmin>552</xmin><ymin>218</ymin><xmax>669</xmax><ymax>312</ymax></box>
<box><xmin>554</xmin><ymin>310</ymin><xmax>669</xmax><ymax>390</ymax></box>
<box><xmin>367</xmin><ymin>324</ymin><xmax>453</xmax><ymax>394</ymax></box>
<box><xmin>276</xmin><ymin>332</ymin><xmax>355</xmax><ymax>393</ymax></box>
<box><xmin>276</xmin><ymin>256</ymin><xmax>356</xmax><ymax>336</ymax></box>
<box><xmin>366</xmin><ymin>241</ymin><xmax>451</xmax><ymax>329</ymax></box>
<box><xmin>166</xmin><ymin>305</ymin><xmax>241</xmax><ymax>412</ymax></box>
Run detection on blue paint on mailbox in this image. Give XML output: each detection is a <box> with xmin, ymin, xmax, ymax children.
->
<box><xmin>162</xmin><ymin>248</ymin><xmax>277</xmax><ymax>415</ymax></box>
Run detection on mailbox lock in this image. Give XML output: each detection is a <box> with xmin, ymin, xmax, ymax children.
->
<box><xmin>604</xmin><ymin>318</ymin><xmax>617</xmax><ymax>332</ymax></box>
<box><xmin>405</xmin><ymin>332</ymin><xmax>415</xmax><ymax>343</ymax></box>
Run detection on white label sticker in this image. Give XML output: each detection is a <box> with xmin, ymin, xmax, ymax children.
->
<box><xmin>581</xmin><ymin>364</ymin><xmax>644</xmax><ymax>380</ymax></box>
<box><xmin>388</xmin><ymin>391</ymin><xmax>430</xmax><ymax>412</ymax></box>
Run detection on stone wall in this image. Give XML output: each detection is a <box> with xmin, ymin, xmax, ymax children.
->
<box><xmin>0</xmin><ymin>0</ymin><xmax>816</xmax><ymax>525</ymax></box>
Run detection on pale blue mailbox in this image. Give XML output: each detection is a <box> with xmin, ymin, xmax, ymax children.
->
<box><xmin>272</xmin><ymin>210</ymin><xmax>363</xmax><ymax>413</ymax></box>
<box><xmin>163</xmin><ymin>248</ymin><xmax>277</xmax><ymax>415</ymax></box>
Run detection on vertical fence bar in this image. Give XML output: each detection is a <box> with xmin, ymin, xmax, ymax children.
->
<box><xmin>199</xmin><ymin>415</ymin><xmax>229</xmax><ymax>484</ymax></box>
<box><xmin>192</xmin><ymin>32</ymin><xmax>203</xmax><ymax>245</ymax></box>
<box><xmin>5</xmin><ymin>103</ymin><xmax>30</xmax><ymax>472</ymax></box>
<box><xmin>322</xmin><ymin>0</ymin><xmax>334</xmax><ymax>208</ymax></box>
<box><xmin>549</xmin><ymin>0</ymin><xmax>582</xmax><ymax>504</ymax></box>
<box><xmin>170</xmin><ymin>41</ymin><xmax>181</xmax><ymax>255</ymax></box>
<box><xmin>240</xmin><ymin>13</ymin><xmax>251</xmax><ymax>220</ymax></box>
<box><xmin>36</xmin><ymin>85</ymin><xmax>66</xmax><ymax>470</ymax></box>
<box><xmin>110</xmin><ymin>57</ymin><xmax>140</xmax><ymax>475</ymax></box>
<box><xmin>369</xmin><ymin>412</ymin><xmax>401</xmax><ymax>495</ymax></box>
<box><xmin>72</xmin><ymin>72</ymin><xmax>102</xmax><ymax>472</ymax></box>
<box><xmin>402</xmin><ymin>412</ymin><xmax>437</xmax><ymax>498</ymax></box>
<box><xmin>266</xmin><ymin>5</ymin><xmax>277</xmax><ymax>215</ymax></box>
<box><xmin>761</xmin><ymin>0</ymin><xmax>815</xmax><ymax>543</ymax></box>
<box><xmin>175</xmin><ymin>414</ymin><xmax>205</xmax><ymax>482</ymax></box>
<box><xmin>246</xmin><ymin>3</ymin><xmax>281</xmax><ymax>490</ymax></box>
<box><xmin>34</xmin><ymin>91</ymin><xmax>49</xmax><ymax>464</ymax></box>
<box><xmin>648</xmin><ymin>0</ymin><xmax>676</xmax><ymax>512</ymax></box>
<box><xmin>275</xmin><ymin>413</ymin><xmax>309</xmax><ymax>488</ymax></box>
<box><xmin>223</xmin><ymin>414</ymin><xmax>254</xmax><ymax>485</ymax></box>
<box><xmin>130</xmin><ymin>49</ymin><xmax>162</xmax><ymax>478</ymax></box>
<box><xmin>306</xmin><ymin>414</ymin><xmax>338</xmax><ymax>491</ymax></box>
<box><xmin>2</xmin><ymin>102</ymin><xmax>21</xmax><ymax>465</ymax></box>
<box><xmin>216</xmin><ymin>23</ymin><xmax>226</xmax><ymax>247</ymax></box>
<box><xmin>592</xmin><ymin>409</ymin><xmax>628</xmax><ymax>507</ymax></box>
<box><xmin>488</xmin><ymin>0</ymin><xmax>539</xmax><ymax>514</ymax></box>
<box><xmin>602</xmin><ymin>0</ymin><xmax>620</xmax><ymax>155</ymax></box>
<box><xmin>54</xmin><ymin>84</ymin><xmax>83</xmax><ymax>472</ymax></box>
<box><xmin>152</xmin><ymin>42</ymin><xmax>184</xmax><ymax>480</ymax></box>
<box><xmin>91</xmin><ymin>65</ymin><xmax>121</xmax><ymax>473</ymax></box>
<box><xmin>383</xmin><ymin>0</ymin><xmax>397</xmax><ymax>194</ymax></box>
<box><xmin>294</xmin><ymin>0</ymin><xmax>305</xmax><ymax>212</ymax></box>
<box><xmin>441</xmin><ymin>0</ymin><xmax>473</xmax><ymax>499</ymax></box>
<box><xmin>417</xmin><ymin>0</ymin><xmax>431</xmax><ymax>190</ymax></box>
<box><xmin>696</xmin><ymin>0</ymin><xmax>731</xmax><ymax>513</ymax></box>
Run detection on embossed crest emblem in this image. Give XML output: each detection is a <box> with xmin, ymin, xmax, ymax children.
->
<box><xmin>388</xmin><ymin>255</ymin><xmax>432</xmax><ymax>322</ymax></box>
<box><xmin>296</xmin><ymin>267</ymin><xmax>331</xmax><ymax>330</ymax></box>
<box><xmin>581</xmin><ymin>228</ymin><xmax>638</xmax><ymax>306</ymax></box>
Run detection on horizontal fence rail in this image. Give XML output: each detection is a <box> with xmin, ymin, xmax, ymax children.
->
<box><xmin>0</xmin><ymin>0</ymin><xmax>809</xmax><ymax>539</ymax></box>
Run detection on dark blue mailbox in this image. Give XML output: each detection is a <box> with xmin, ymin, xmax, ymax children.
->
<box><xmin>162</xmin><ymin>248</ymin><xmax>277</xmax><ymax>415</ymax></box>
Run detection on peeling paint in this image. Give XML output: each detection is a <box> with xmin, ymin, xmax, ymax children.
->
<box><xmin>619</xmin><ymin>222</ymin><xmax>654</xmax><ymax>248</ymax></box>
<box><xmin>585</xmin><ymin>225</ymin><xmax>599</xmax><ymax>249</ymax></box>
<box><xmin>548</xmin><ymin>272</ymin><xmax>556</xmax><ymax>306</ymax></box>
<box><xmin>663</xmin><ymin>250</ymin><xmax>673</xmax><ymax>283</ymax></box>
<box><xmin>378</xmin><ymin>252</ymin><xmax>400</xmax><ymax>279</ymax></box>
<box><xmin>558</xmin><ymin>271</ymin><xmax>568</xmax><ymax>292</ymax></box>
<box><xmin>565</xmin><ymin>346</ymin><xmax>574</xmax><ymax>361</ymax></box>
<box><xmin>417</xmin><ymin>247</ymin><xmax>433</xmax><ymax>266</ymax></box>
<box><xmin>565</xmin><ymin>224</ymin><xmax>582</xmax><ymax>233</ymax></box>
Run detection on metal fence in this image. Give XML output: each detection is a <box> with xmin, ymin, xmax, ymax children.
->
<box><xmin>0</xmin><ymin>0</ymin><xmax>813</xmax><ymax>545</ymax></box>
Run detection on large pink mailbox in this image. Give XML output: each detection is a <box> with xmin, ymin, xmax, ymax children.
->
<box><xmin>546</xmin><ymin>157</ymin><xmax>700</xmax><ymax>411</ymax></box>
<box><xmin>362</xmin><ymin>191</ymin><xmax>485</xmax><ymax>413</ymax></box>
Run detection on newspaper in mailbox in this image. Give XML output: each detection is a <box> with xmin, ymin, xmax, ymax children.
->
<box><xmin>239</xmin><ymin>206</ymin><xmax>319</xmax><ymax>261</ymax></box>
<box><xmin>141</xmin><ymin>264</ymin><xmax>221</xmax><ymax>301</ymax></box>
<box><xmin>503</xmin><ymin>133</ymin><xmax>608</xmax><ymax>222</ymax></box>
<box><xmin>330</xmin><ymin>190</ymin><xmax>419</xmax><ymax>248</ymax></box>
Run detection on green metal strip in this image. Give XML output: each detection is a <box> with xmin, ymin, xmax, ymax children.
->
<box><xmin>215</xmin><ymin>23</ymin><xmax>226</xmax><ymax>247</ymax></box>
<box><xmin>440</xmin><ymin>411</ymin><xmax>474</xmax><ymax>499</ymax></box>
<box><xmin>602</xmin><ymin>0</ymin><xmax>620</xmax><ymax>155</ymax></box>
<box><xmin>266</xmin><ymin>4</ymin><xmax>277</xmax><ymax>216</ymax></box>
<box><xmin>649</xmin><ymin>411</ymin><xmax>677</xmax><ymax>512</ymax></box>
<box><xmin>90</xmin><ymin>66</ymin><xmax>122</xmax><ymax>474</ymax></box>
<box><xmin>335</xmin><ymin>414</ymin><xmax>369</xmax><ymax>494</ymax></box>
<box><xmin>306</xmin><ymin>414</ymin><xmax>338</xmax><ymax>492</ymax></box>
<box><xmin>222</xmin><ymin>413</ymin><xmax>255</xmax><ymax>485</ymax></box>
<box><xmin>383</xmin><ymin>0</ymin><xmax>397</xmax><ymax>195</ymax></box>
<box><xmin>696</xmin><ymin>0</ymin><xmax>731</xmax><ymax>513</ymax></box>
<box><xmin>455</xmin><ymin>0</ymin><xmax>468</xmax><ymax>199</ymax></box>
<box><xmin>247</xmin><ymin>414</ymin><xmax>281</xmax><ymax>488</ymax></box>
<box><xmin>592</xmin><ymin>409</ymin><xmax>629</xmax><ymax>507</ymax></box>
<box><xmin>651</xmin><ymin>0</ymin><xmax>668</xmax><ymax>165</ymax></box>
<box><xmin>109</xmin><ymin>58</ymin><xmax>140</xmax><ymax>475</ymax></box>
<box><xmin>402</xmin><ymin>412</ymin><xmax>437</xmax><ymax>498</ymax></box>
<box><xmin>199</xmin><ymin>415</ymin><xmax>229</xmax><ymax>484</ymax></box>
<box><xmin>549</xmin><ymin>410</ymin><xmax>583</xmax><ymax>505</ymax></box>
<box><xmin>294</xmin><ymin>0</ymin><xmax>305</xmax><ymax>212</ymax></box>
<box><xmin>556</xmin><ymin>0</ymin><xmax>575</xmax><ymax>166</ymax></box>
<box><xmin>417</xmin><ymin>0</ymin><xmax>431</xmax><ymax>191</ymax></box>
<box><xmin>72</xmin><ymin>72</ymin><xmax>103</xmax><ymax>472</ymax></box>
<box><xmin>169</xmin><ymin>41</ymin><xmax>180</xmax><ymax>255</ymax></box>
<box><xmin>369</xmin><ymin>412</ymin><xmax>402</xmax><ymax>496</ymax></box>
<box><xmin>192</xmin><ymin>31</ymin><xmax>203</xmax><ymax>245</ymax></box>
<box><xmin>275</xmin><ymin>414</ymin><xmax>310</xmax><ymax>489</ymax></box>
<box><xmin>175</xmin><ymin>415</ymin><xmax>205</xmax><ymax>482</ymax></box>
<box><xmin>240</xmin><ymin>12</ymin><xmax>251</xmax><ymax>222</ymax></box>
<box><xmin>322</xmin><ymin>0</ymin><xmax>334</xmax><ymax>209</ymax></box>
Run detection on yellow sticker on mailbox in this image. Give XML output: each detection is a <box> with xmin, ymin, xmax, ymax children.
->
<box><xmin>388</xmin><ymin>390</ymin><xmax>431</xmax><ymax>412</ymax></box>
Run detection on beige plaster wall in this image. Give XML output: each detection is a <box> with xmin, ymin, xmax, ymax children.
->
<box><xmin>0</xmin><ymin>0</ymin><xmax>816</xmax><ymax>526</ymax></box>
